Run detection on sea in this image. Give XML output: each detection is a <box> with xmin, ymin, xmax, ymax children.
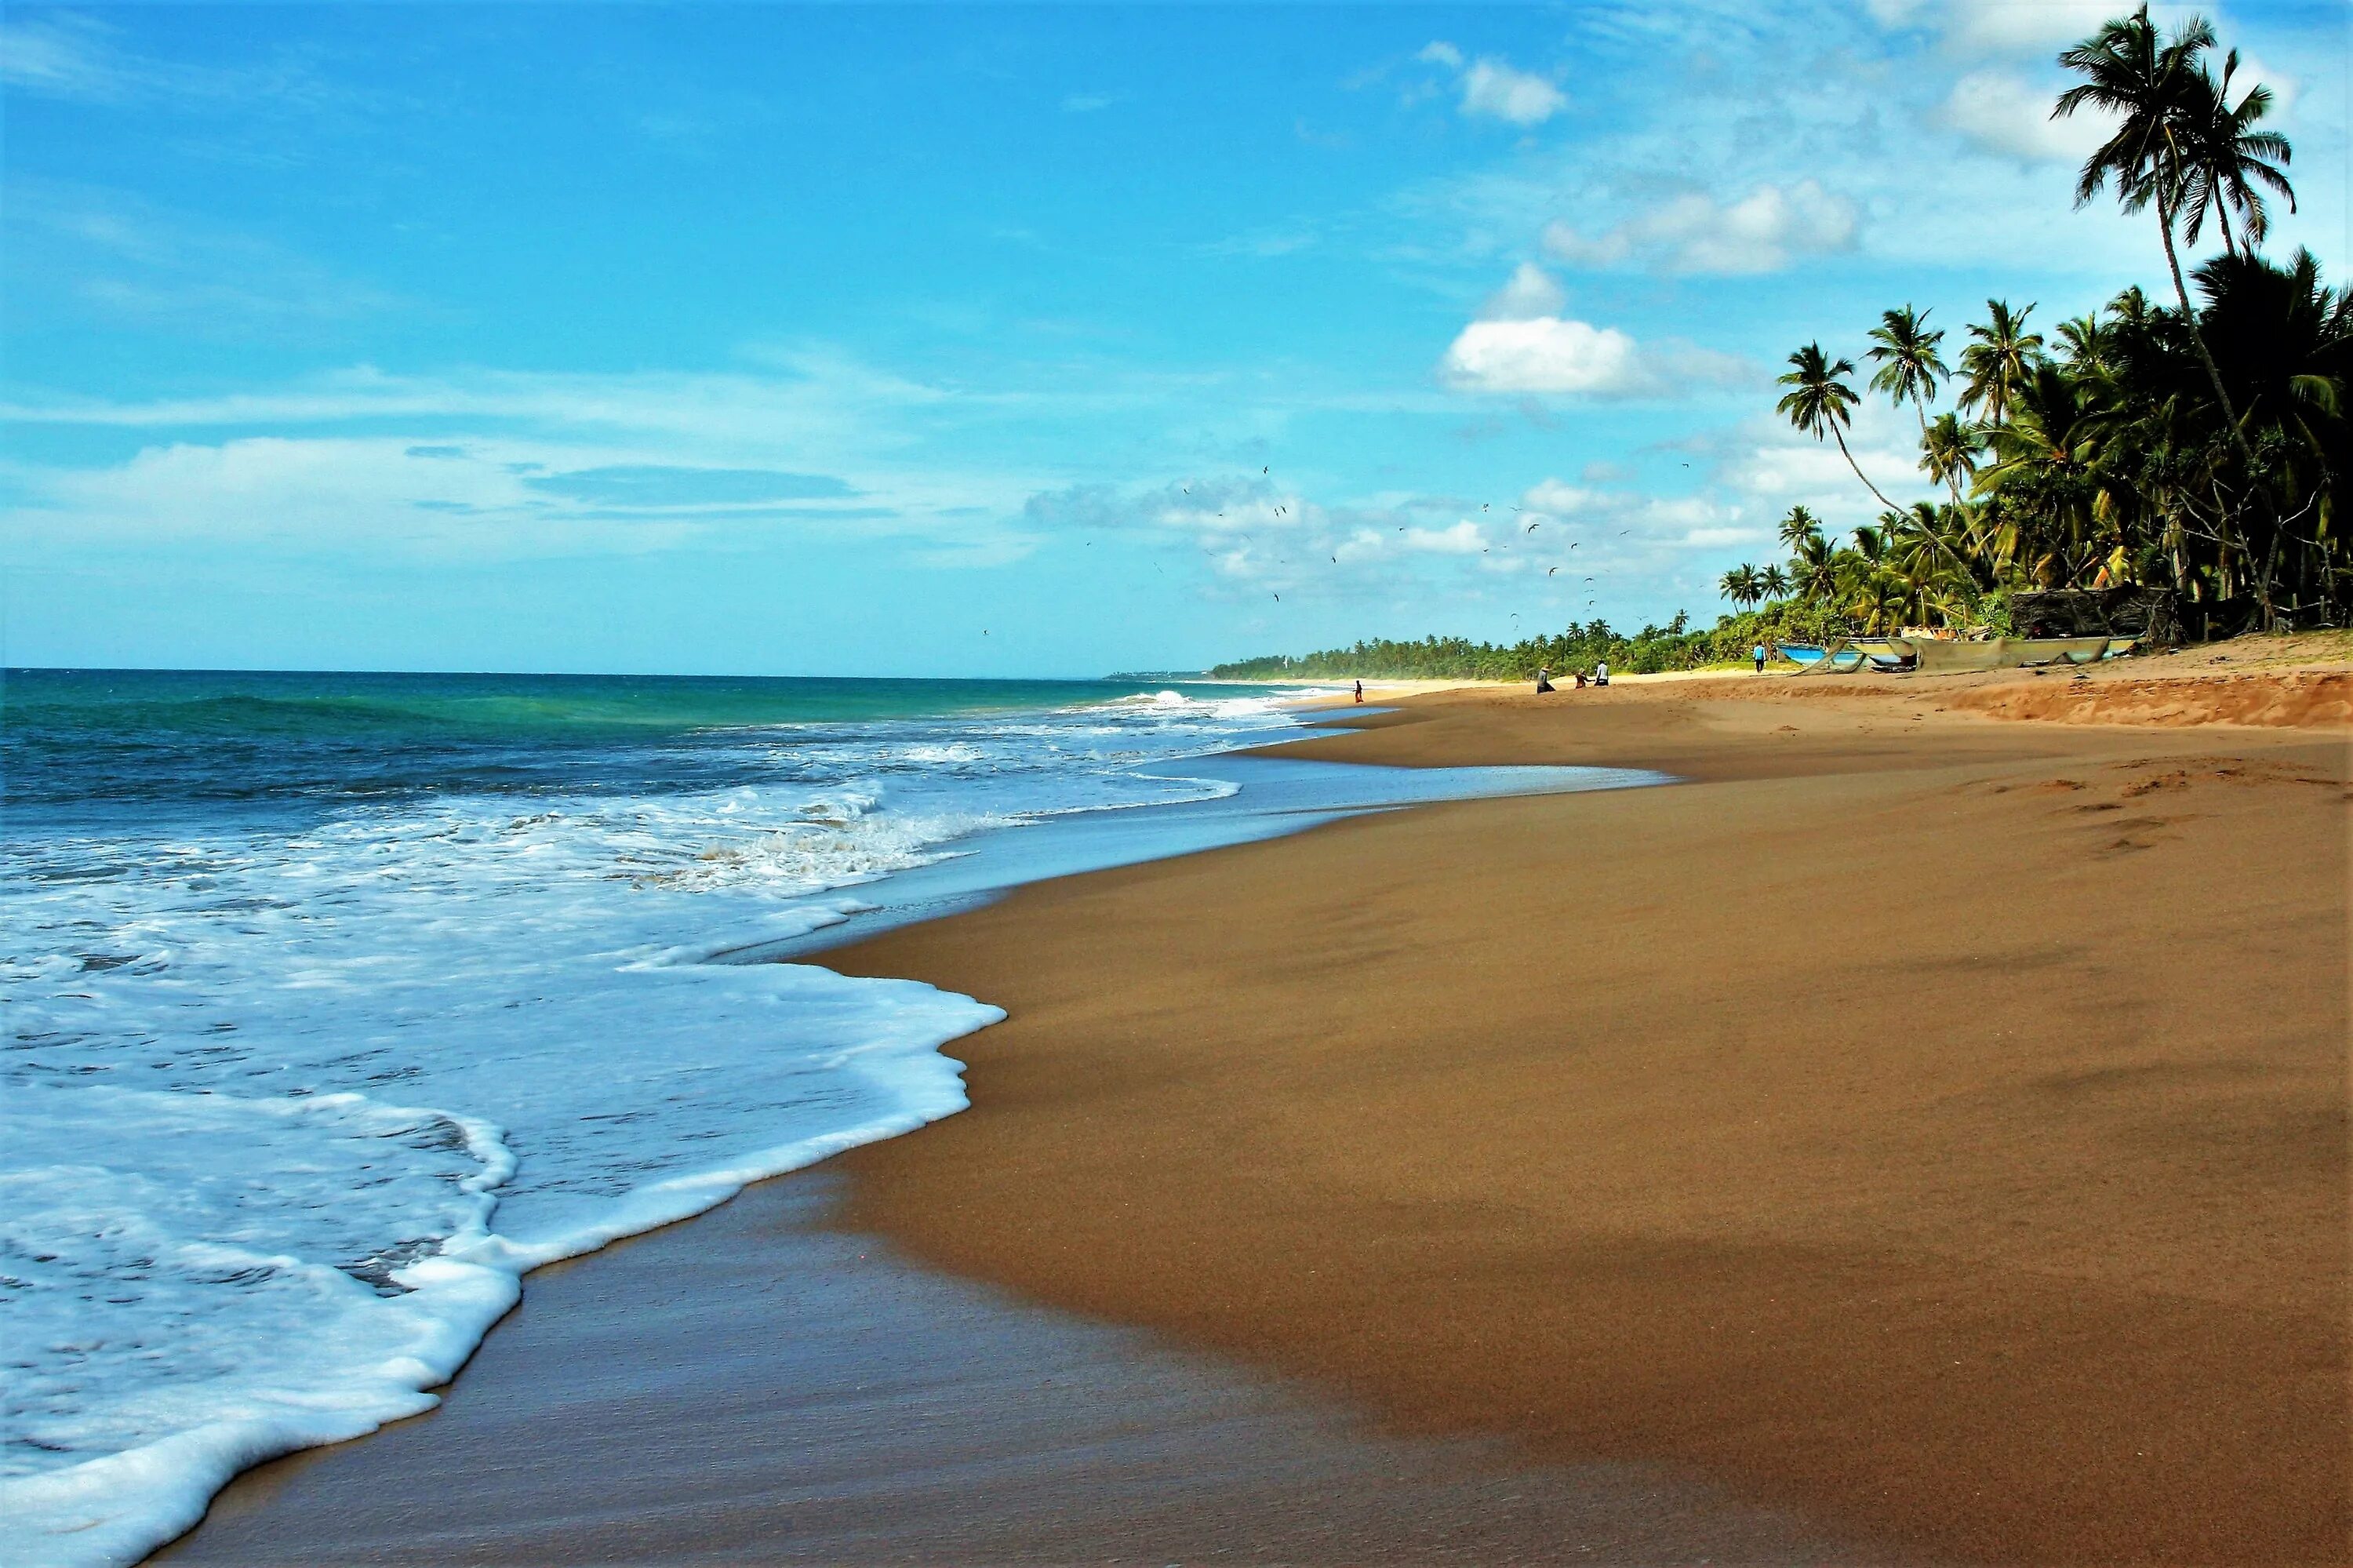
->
<box><xmin>1</xmin><ymin>668</ymin><xmax>1657</xmax><ymax>1567</ymax></box>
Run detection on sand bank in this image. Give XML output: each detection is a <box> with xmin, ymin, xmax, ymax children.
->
<box><xmin>159</xmin><ymin>660</ymin><xmax>2348</xmax><ymax>1565</ymax></box>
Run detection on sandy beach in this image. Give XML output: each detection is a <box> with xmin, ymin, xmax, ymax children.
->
<box><xmin>162</xmin><ymin>651</ymin><xmax>2348</xmax><ymax>1566</ymax></box>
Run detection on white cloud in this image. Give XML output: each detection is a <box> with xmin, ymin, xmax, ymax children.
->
<box><xmin>1460</xmin><ymin>59</ymin><xmax>1567</xmax><ymax>126</ymax></box>
<box><xmin>2229</xmin><ymin>53</ymin><xmax>2299</xmax><ymax>117</ymax></box>
<box><xmin>1522</xmin><ymin>478</ymin><xmax>1598</xmax><ymax>515</ymax></box>
<box><xmin>1704</xmin><ymin>401</ymin><xmax>1937</xmax><ymax>524</ymax></box>
<box><xmin>1937</xmin><ymin>0</ymin><xmax>2144</xmax><ymax>55</ymax></box>
<box><xmin>1439</xmin><ymin>297</ymin><xmax>1752</xmax><ymax>398</ymax></box>
<box><xmin>1939</xmin><ymin>70</ymin><xmax>2108</xmax><ymax>162</ymax></box>
<box><xmin>1416</xmin><ymin>42</ymin><xmax>1566</xmax><ymax>126</ymax></box>
<box><xmin>1544</xmin><ymin>180</ymin><xmax>1859</xmax><ymax>275</ymax></box>
<box><xmin>1402</xmin><ymin>519</ymin><xmax>1486</xmax><ymax>554</ymax></box>
<box><xmin>1440</xmin><ymin>317</ymin><xmax>1642</xmax><ymax>395</ymax></box>
<box><xmin>1478</xmin><ymin>260</ymin><xmax>1566</xmax><ymax>320</ymax></box>
<box><xmin>1061</xmin><ymin>93</ymin><xmax>1115</xmax><ymax>114</ymax></box>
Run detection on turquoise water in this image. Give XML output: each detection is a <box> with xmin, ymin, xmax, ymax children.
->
<box><xmin>1</xmin><ymin>667</ymin><xmax>1657</xmax><ymax>1568</ymax></box>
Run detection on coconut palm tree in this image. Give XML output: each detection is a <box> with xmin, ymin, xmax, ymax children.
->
<box><xmin>1889</xmin><ymin>500</ymin><xmax>1978</xmax><ymax>624</ymax></box>
<box><xmin>2056</xmin><ymin>5</ymin><xmax>2261</xmax><ymax>476</ymax></box>
<box><xmin>1921</xmin><ymin>413</ymin><xmax>1985</xmax><ymax>505</ymax></box>
<box><xmin>2177</xmin><ymin>49</ymin><xmax>2294</xmax><ymax>260</ymax></box>
<box><xmin>1777</xmin><ymin>344</ymin><xmax>1899</xmax><ymax>511</ymax></box>
<box><xmin>1778</xmin><ymin>504</ymin><xmax>1826</xmax><ymax>553</ymax></box>
<box><xmin>1719</xmin><ymin>563</ymin><xmax>1764</xmax><ymax>610</ymax></box>
<box><xmin>1758</xmin><ymin>563</ymin><xmax>1792</xmax><ymax>601</ymax></box>
<box><xmin>1866</xmin><ymin>305</ymin><xmax>1947</xmax><ymax>435</ymax></box>
<box><xmin>1957</xmin><ymin>301</ymin><xmax>2043</xmax><ymax>427</ymax></box>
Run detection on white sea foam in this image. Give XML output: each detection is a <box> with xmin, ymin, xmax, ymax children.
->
<box><xmin>2</xmin><ymin>686</ymin><xmax>1315</xmax><ymax>1566</ymax></box>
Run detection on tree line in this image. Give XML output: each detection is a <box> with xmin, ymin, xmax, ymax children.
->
<box><xmin>1217</xmin><ymin>7</ymin><xmax>2343</xmax><ymax>682</ymax></box>
<box><xmin>1751</xmin><ymin>4</ymin><xmax>2340</xmax><ymax>635</ymax></box>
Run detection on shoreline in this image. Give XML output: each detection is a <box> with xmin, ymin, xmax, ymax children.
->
<box><xmin>158</xmin><ymin>657</ymin><xmax>2348</xmax><ymax>1564</ymax></box>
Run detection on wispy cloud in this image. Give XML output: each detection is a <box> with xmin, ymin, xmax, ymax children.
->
<box><xmin>0</xmin><ymin>10</ymin><xmax>353</xmax><ymax>111</ymax></box>
<box><xmin>1937</xmin><ymin>69</ymin><xmax>2111</xmax><ymax>163</ymax></box>
<box><xmin>1545</xmin><ymin>180</ymin><xmax>1860</xmax><ymax>275</ymax></box>
<box><xmin>6</xmin><ymin>180</ymin><xmax>403</xmax><ymax>336</ymax></box>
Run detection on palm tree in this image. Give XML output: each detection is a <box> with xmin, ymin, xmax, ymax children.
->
<box><xmin>1921</xmin><ymin>412</ymin><xmax>1985</xmax><ymax>505</ymax></box>
<box><xmin>1758</xmin><ymin>563</ymin><xmax>1792</xmax><ymax>601</ymax></box>
<box><xmin>2054</xmin><ymin>312</ymin><xmax>2112</xmax><ymax>375</ymax></box>
<box><xmin>1790</xmin><ymin>535</ymin><xmax>1838</xmax><ymax>606</ymax></box>
<box><xmin>1957</xmin><ymin>301</ymin><xmax>2042</xmax><ymax>427</ymax></box>
<box><xmin>2177</xmin><ymin>49</ymin><xmax>2294</xmax><ymax>260</ymax></box>
<box><xmin>1777</xmin><ymin>344</ymin><xmax>1899</xmax><ymax>510</ymax></box>
<box><xmin>2055</xmin><ymin>5</ymin><xmax>2260</xmax><ymax>475</ymax></box>
<box><xmin>1866</xmin><ymin>305</ymin><xmax>1947</xmax><ymax>435</ymax></box>
<box><xmin>1778</xmin><ymin>504</ymin><xmax>1826</xmax><ymax>553</ymax></box>
<box><xmin>1719</xmin><ymin>563</ymin><xmax>1763</xmax><ymax>610</ymax></box>
<box><xmin>1889</xmin><ymin>500</ymin><xmax>1976</xmax><ymax>624</ymax></box>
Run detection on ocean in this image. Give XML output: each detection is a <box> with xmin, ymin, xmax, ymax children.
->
<box><xmin>1</xmin><ymin>669</ymin><xmax>1656</xmax><ymax>1567</ymax></box>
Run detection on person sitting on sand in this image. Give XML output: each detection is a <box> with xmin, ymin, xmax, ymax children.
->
<box><xmin>1573</xmin><ymin>668</ymin><xmax>1587</xmax><ymax>689</ymax></box>
<box><xmin>1533</xmin><ymin>667</ymin><xmax>1555</xmax><ymax>694</ymax></box>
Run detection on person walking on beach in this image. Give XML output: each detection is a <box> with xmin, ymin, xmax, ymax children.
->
<box><xmin>1594</xmin><ymin>660</ymin><xmax>1609</xmax><ymax>688</ymax></box>
<box><xmin>1353</xmin><ymin>679</ymin><xmax>1364</xmax><ymax>704</ymax></box>
<box><xmin>1753</xmin><ymin>642</ymin><xmax>1768</xmax><ymax>675</ymax></box>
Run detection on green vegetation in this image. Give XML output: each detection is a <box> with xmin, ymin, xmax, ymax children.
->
<box><xmin>1216</xmin><ymin>7</ymin><xmax>2343</xmax><ymax>684</ymax></box>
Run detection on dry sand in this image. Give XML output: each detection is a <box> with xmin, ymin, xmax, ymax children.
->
<box><xmin>159</xmin><ymin>653</ymin><xmax>2350</xmax><ymax>1566</ymax></box>
<box><xmin>827</xmin><ymin>663</ymin><xmax>2349</xmax><ymax>1565</ymax></box>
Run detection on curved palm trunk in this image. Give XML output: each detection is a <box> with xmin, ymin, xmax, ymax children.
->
<box><xmin>1830</xmin><ymin>423</ymin><xmax>1900</xmax><ymax>512</ymax></box>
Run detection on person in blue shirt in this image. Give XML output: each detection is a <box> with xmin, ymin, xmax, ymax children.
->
<box><xmin>1753</xmin><ymin>642</ymin><xmax>1768</xmax><ymax>674</ymax></box>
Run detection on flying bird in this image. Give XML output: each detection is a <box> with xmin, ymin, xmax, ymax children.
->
<box><xmin>1262</xmin><ymin>465</ymin><xmax>1269</xmax><ymax>475</ymax></box>
<box><xmin>1272</xmin><ymin>591</ymin><xmax>1281</xmax><ymax>601</ymax></box>
<box><xmin>1547</xmin><ymin>566</ymin><xmax>1558</xmax><ymax>576</ymax></box>
<box><xmin>1526</xmin><ymin>522</ymin><xmax>1539</xmax><ymax>533</ymax></box>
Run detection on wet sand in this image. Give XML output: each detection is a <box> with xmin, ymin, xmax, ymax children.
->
<box><xmin>162</xmin><ymin>660</ymin><xmax>2348</xmax><ymax>1564</ymax></box>
<box><xmin>164</xmin><ymin>1174</ymin><xmax>1884</xmax><ymax>1565</ymax></box>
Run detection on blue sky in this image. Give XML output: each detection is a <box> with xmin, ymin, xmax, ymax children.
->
<box><xmin>6</xmin><ymin>2</ymin><xmax>2347</xmax><ymax>677</ymax></box>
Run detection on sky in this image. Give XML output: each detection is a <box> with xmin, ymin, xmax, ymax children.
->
<box><xmin>5</xmin><ymin>1</ymin><xmax>2348</xmax><ymax>678</ymax></box>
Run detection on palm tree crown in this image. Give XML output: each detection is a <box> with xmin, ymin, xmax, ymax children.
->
<box><xmin>1958</xmin><ymin>300</ymin><xmax>2043</xmax><ymax>427</ymax></box>
<box><xmin>1866</xmin><ymin>305</ymin><xmax>1947</xmax><ymax>432</ymax></box>
<box><xmin>1777</xmin><ymin>343</ymin><xmax>1899</xmax><ymax>510</ymax></box>
<box><xmin>1777</xmin><ymin>504</ymin><xmax>1825</xmax><ymax>553</ymax></box>
<box><xmin>2178</xmin><ymin>49</ymin><xmax>2294</xmax><ymax>258</ymax></box>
